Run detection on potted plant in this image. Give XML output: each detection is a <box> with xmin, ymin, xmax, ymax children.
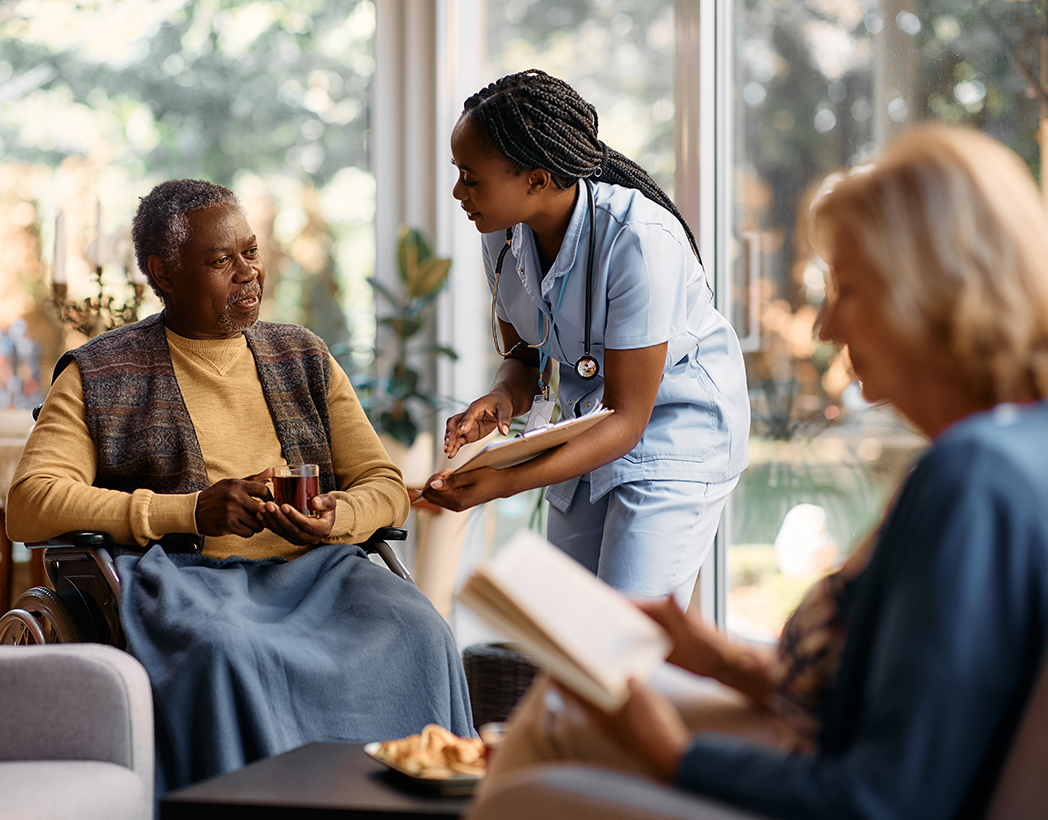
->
<box><xmin>367</xmin><ymin>226</ymin><xmax>456</xmax><ymax>485</ymax></box>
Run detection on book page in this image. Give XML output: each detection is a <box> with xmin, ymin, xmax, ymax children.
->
<box><xmin>457</xmin><ymin>575</ymin><xmax>616</xmax><ymax>708</ymax></box>
<box><xmin>457</xmin><ymin>529</ymin><xmax>670</xmax><ymax>711</ymax></box>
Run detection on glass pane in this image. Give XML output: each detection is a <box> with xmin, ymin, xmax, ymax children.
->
<box><xmin>727</xmin><ymin>0</ymin><xmax>1045</xmax><ymax>641</ymax></box>
<box><xmin>448</xmin><ymin>1</ymin><xmax>676</xmax><ymax>646</ymax></box>
<box><xmin>481</xmin><ymin>0</ymin><xmax>676</xmax><ymax>539</ymax></box>
<box><xmin>484</xmin><ymin>1</ymin><xmax>677</xmax><ymax>194</ymax></box>
<box><xmin>0</xmin><ymin>0</ymin><xmax>376</xmax><ymax>388</ymax></box>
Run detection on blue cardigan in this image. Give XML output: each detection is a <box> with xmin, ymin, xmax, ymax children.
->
<box><xmin>677</xmin><ymin>401</ymin><xmax>1048</xmax><ymax>820</ymax></box>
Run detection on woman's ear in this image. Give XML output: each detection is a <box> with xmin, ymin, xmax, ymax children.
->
<box><xmin>527</xmin><ymin>168</ymin><xmax>553</xmax><ymax>195</ymax></box>
<box><xmin>147</xmin><ymin>254</ymin><xmax>174</xmax><ymax>296</ymax></box>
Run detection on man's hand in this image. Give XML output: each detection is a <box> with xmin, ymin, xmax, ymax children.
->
<box><xmin>195</xmin><ymin>472</ymin><xmax>273</xmax><ymax>537</ymax></box>
<box><xmin>559</xmin><ymin>678</ymin><xmax>690</xmax><ymax>783</ymax></box>
<box><xmin>256</xmin><ymin>492</ymin><xmax>336</xmax><ymax>546</ymax></box>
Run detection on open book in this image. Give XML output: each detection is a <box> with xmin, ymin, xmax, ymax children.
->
<box><xmin>457</xmin><ymin>528</ymin><xmax>671</xmax><ymax>712</ymax></box>
<box><xmin>451</xmin><ymin>407</ymin><xmax>613</xmax><ymax>475</ymax></box>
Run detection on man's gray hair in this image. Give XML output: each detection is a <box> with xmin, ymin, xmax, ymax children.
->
<box><xmin>131</xmin><ymin>179</ymin><xmax>241</xmax><ymax>298</ymax></box>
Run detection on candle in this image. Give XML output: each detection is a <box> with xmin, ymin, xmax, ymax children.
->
<box><xmin>53</xmin><ymin>211</ymin><xmax>67</xmax><ymax>285</ymax></box>
<box><xmin>95</xmin><ymin>197</ymin><xmax>105</xmax><ymax>267</ymax></box>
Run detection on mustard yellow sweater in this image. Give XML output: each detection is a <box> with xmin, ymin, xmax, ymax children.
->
<box><xmin>7</xmin><ymin>328</ymin><xmax>409</xmax><ymax>560</ymax></box>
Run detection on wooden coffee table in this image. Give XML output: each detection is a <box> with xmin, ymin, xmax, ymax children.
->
<box><xmin>160</xmin><ymin>742</ymin><xmax>474</xmax><ymax>819</ymax></box>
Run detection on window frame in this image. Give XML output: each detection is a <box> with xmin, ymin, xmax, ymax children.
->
<box><xmin>675</xmin><ymin>0</ymin><xmax>732</xmax><ymax>626</ymax></box>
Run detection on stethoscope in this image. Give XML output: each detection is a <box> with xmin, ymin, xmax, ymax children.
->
<box><xmin>490</xmin><ymin>178</ymin><xmax>600</xmax><ymax>381</ymax></box>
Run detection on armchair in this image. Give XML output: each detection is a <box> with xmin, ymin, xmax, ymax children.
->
<box><xmin>472</xmin><ymin>646</ymin><xmax>1048</xmax><ymax>820</ymax></box>
<box><xmin>0</xmin><ymin>643</ymin><xmax>154</xmax><ymax>820</ymax></box>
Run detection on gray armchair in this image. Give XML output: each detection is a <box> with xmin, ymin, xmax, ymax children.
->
<box><xmin>469</xmin><ymin>764</ymin><xmax>771</xmax><ymax>820</ymax></box>
<box><xmin>0</xmin><ymin>644</ymin><xmax>154</xmax><ymax>820</ymax></box>
<box><xmin>472</xmin><ymin>646</ymin><xmax>1048</xmax><ymax>820</ymax></box>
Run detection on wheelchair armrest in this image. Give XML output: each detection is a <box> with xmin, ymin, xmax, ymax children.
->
<box><xmin>25</xmin><ymin>531</ymin><xmax>110</xmax><ymax>550</ymax></box>
<box><xmin>358</xmin><ymin>528</ymin><xmax>415</xmax><ymax>586</ymax></box>
<box><xmin>26</xmin><ymin>531</ymin><xmax>202</xmax><ymax>555</ymax></box>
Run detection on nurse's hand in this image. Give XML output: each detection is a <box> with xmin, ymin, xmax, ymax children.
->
<box><xmin>443</xmin><ymin>391</ymin><xmax>514</xmax><ymax>458</ymax></box>
<box><xmin>421</xmin><ymin>465</ymin><xmax>506</xmax><ymax>511</ymax></box>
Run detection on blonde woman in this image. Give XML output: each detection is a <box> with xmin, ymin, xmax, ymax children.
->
<box><xmin>469</xmin><ymin>124</ymin><xmax>1048</xmax><ymax>820</ymax></box>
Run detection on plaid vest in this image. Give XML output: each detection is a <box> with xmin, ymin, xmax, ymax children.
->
<box><xmin>55</xmin><ymin>313</ymin><xmax>336</xmax><ymax>531</ymax></box>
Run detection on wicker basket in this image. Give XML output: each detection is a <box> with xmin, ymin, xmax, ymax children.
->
<box><xmin>462</xmin><ymin>642</ymin><xmax>540</xmax><ymax>729</ymax></box>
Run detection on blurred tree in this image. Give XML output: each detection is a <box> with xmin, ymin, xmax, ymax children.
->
<box><xmin>732</xmin><ymin>0</ymin><xmax>1045</xmax><ymax>434</ymax></box>
<box><xmin>485</xmin><ymin>0</ymin><xmax>677</xmax><ymax>192</ymax></box>
<box><xmin>0</xmin><ymin>0</ymin><xmax>373</xmax><ymax>185</ymax></box>
<box><xmin>0</xmin><ymin>0</ymin><xmax>375</xmax><ymax>367</ymax></box>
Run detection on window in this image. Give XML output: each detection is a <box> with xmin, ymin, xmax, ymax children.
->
<box><xmin>0</xmin><ymin>0</ymin><xmax>378</xmax><ymax>390</ymax></box>
<box><xmin>724</xmin><ymin>0</ymin><xmax>1045</xmax><ymax>640</ymax></box>
<box><xmin>465</xmin><ymin>0</ymin><xmax>678</xmax><ymax>537</ymax></box>
<box><xmin>484</xmin><ymin>1</ymin><xmax>677</xmax><ymax>194</ymax></box>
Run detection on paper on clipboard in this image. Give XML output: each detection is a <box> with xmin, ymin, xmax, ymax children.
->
<box><xmin>452</xmin><ymin>407</ymin><xmax>614</xmax><ymax>474</ymax></box>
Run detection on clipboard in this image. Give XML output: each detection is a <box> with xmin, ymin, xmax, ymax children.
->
<box><xmin>452</xmin><ymin>407</ymin><xmax>614</xmax><ymax>474</ymax></box>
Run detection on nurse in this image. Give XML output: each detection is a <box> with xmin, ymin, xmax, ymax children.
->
<box><xmin>422</xmin><ymin>69</ymin><xmax>749</xmax><ymax>605</ymax></box>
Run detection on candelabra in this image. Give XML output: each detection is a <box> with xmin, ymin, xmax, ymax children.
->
<box><xmin>50</xmin><ymin>265</ymin><xmax>145</xmax><ymax>338</ymax></box>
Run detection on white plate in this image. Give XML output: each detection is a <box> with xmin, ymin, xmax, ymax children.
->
<box><xmin>363</xmin><ymin>741</ymin><xmax>483</xmax><ymax>796</ymax></box>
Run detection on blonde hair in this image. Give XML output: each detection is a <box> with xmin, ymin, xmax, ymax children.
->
<box><xmin>812</xmin><ymin>124</ymin><xmax>1048</xmax><ymax>405</ymax></box>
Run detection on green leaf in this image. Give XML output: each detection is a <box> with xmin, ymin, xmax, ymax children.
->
<box><xmin>368</xmin><ymin>277</ymin><xmax>402</xmax><ymax>307</ymax></box>
<box><xmin>396</xmin><ymin>227</ymin><xmax>434</xmax><ymax>283</ymax></box>
<box><xmin>426</xmin><ymin>344</ymin><xmax>459</xmax><ymax>361</ymax></box>
<box><xmin>388</xmin><ymin>367</ymin><xmax>420</xmax><ymax>397</ymax></box>
<box><xmin>381</xmin><ymin>411</ymin><xmax>418</xmax><ymax>448</ymax></box>
<box><xmin>379</xmin><ymin>316</ymin><xmax>425</xmax><ymax>338</ymax></box>
<box><xmin>408</xmin><ymin>257</ymin><xmax>452</xmax><ymax>298</ymax></box>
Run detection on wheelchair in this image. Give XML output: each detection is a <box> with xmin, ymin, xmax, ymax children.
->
<box><xmin>0</xmin><ymin>527</ymin><xmax>414</xmax><ymax>647</ymax></box>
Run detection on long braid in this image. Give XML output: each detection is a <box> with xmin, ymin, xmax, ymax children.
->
<box><xmin>464</xmin><ymin>69</ymin><xmax>701</xmax><ymax>261</ymax></box>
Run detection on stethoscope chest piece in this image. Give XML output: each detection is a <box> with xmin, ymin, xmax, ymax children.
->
<box><xmin>575</xmin><ymin>354</ymin><xmax>600</xmax><ymax>380</ymax></box>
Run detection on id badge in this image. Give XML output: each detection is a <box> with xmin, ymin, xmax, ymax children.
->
<box><xmin>525</xmin><ymin>396</ymin><xmax>556</xmax><ymax>433</ymax></box>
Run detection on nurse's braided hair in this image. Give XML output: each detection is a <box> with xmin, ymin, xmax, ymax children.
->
<box><xmin>463</xmin><ymin>69</ymin><xmax>700</xmax><ymax>261</ymax></box>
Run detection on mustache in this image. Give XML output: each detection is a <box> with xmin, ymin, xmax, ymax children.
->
<box><xmin>228</xmin><ymin>282</ymin><xmax>262</xmax><ymax>305</ymax></box>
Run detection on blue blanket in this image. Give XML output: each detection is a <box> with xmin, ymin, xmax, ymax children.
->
<box><xmin>116</xmin><ymin>543</ymin><xmax>474</xmax><ymax>796</ymax></box>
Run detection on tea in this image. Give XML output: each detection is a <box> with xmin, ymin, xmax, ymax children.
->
<box><xmin>272</xmin><ymin>466</ymin><xmax>320</xmax><ymax>516</ymax></box>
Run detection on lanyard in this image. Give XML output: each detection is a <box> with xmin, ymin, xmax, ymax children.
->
<box><xmin>536</xmin><ymin>274</ymin><xmax>571</xmax><ymax>399</ymax></box>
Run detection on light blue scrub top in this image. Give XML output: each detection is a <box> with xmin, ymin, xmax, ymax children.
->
<box><xmin>483</xmin><ymin>180</ymin><xmax>750</xmax><ymax>513</ymax></box>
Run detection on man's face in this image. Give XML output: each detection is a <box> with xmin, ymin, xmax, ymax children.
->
<box><xmin>155</xmin><ymin>202</ymin><xmax>265</xmax><ymax>339</ymax></box>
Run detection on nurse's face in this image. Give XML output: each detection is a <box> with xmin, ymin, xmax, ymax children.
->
<box><xmin>450</xmin><ymin>115</ymin><xmax>535</xmax><ymax>234</ymax></box>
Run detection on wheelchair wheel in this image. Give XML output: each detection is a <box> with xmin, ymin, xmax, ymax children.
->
<box><xmin>0</xmin><ymin>587</ymin><xmax>84</xmax><ymax>645</ymax></box>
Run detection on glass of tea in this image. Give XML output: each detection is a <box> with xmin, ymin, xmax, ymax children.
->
<box><xmin>272</xmin><ymin>464</ymin><xmax>321</xmax><ymax>517</ymax></box>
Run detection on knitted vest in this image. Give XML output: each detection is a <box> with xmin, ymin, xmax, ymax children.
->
<box><xmin>56</xmin><ymin>313</ymin><xmax>336</xmax><ymax>530</ymax></box>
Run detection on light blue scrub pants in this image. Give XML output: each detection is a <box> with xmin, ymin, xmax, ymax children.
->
<box><xmin>546</xmin><ymin>475</ymin><xmax>740</xmax><ymax>608</ymax></box>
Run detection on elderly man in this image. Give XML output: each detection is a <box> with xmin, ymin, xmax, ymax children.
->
<box><xmin>7</xmin><ymin>179</ymin><xmax>474</xmax><ymax>795</ymax></box>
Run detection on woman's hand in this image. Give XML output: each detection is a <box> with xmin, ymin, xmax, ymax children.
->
<box><xmin>443</xmin><ymin>392</ymin><xmax>515</xmax><ymax>458</ymax></box>
<box><xmin>420</xmin><ymin>465</ymin><xmax>509</xmax><ymax>512</ymax></box>
<box><xmin>560</xmin><ymin>678</ymin><xmax>690</xmax><ymax>783</ymax></box>
<box><xmin>636</xmin><ymin>597</ymin><xmax>776</xmax><ymax>706</ymax></box>
<box><xmin>635</xmin><ymin>597</ymin><xmax>724</xmax><ymax>677</ymax></box>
